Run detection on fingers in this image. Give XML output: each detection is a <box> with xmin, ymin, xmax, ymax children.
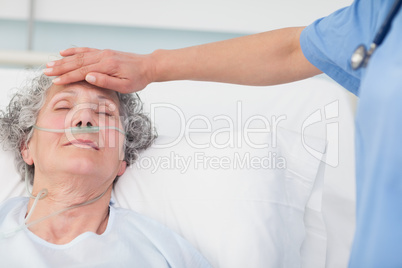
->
<box><xmin>59</xmin><ymin>47</ymin><xmax>98</xmax><ymax>57</ymax></box>
<box><xmin>51</xmin><ymin>63</ymin><xmax>99</xmax><ymax>85</ymax></box>
<box><xmin>43</xmin><ymin>47</ymin><xmax>146</xmax><ymax>93</ymax></box>
<box><xmin>47</xmin><ymin>49</ymin><xmax>99</xmax><ymax>69</ymax></box>
<box><xmin>84</xmin><ymin>73</ymin><xmax>133</xmax><ymax>93</ymax></box>
<box><xmin>45</xmin><ymin>52</ymin><xmax>100</xmax><ymax>77</ymax></box>
<box><xmin>44</xmin><ymin>48</ymin><xmax>102</xmax><ymax>85</ymax></box>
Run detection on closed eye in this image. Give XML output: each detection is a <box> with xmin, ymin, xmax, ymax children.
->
<box><xmin>55</xmin><ymin>107</ymin><xmax>71</xmax><ymax>111</ymax></box>
<box><xmin>97</xmin><ymin>105</ymin><xmax>114</xmax><ymax>117</ymax></box>
<box><xmin>54</xmin><ymin>100</ymin><xmax>72</xmax><ymax>111</ymax></box>
<box><xmin>97</xmin><ymin>111</ymin><xmax>113</xmax><ymax>117</ymax></box>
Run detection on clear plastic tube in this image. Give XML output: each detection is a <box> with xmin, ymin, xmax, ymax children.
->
<box><xmin>0</xmin><ymin>166</ymin><xmax>108</xmax><ymax>239</ymax></box>
<box><xmin>33</xmin><ymin>125</ymin><xmax>126</xmax><ymax>135</ymax></box>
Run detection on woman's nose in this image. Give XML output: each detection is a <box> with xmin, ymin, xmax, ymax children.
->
<box><xmin>70</xmin><ymin>104</ymin><xmax>96</xmax><ymax>128</ymax></box>
<box><xmin>75</xmin><ymin>121</ymin><xmax>93</xmax><ymax>127</ymax></box>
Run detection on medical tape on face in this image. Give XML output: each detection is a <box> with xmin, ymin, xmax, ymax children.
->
<box><xmin>33</xmin><ymin>125</ymin><xmax>126</xmax><ymax>135</ymax></box>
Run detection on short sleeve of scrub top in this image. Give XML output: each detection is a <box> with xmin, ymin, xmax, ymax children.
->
<box><xmin>300</xmin><ymin>0</ymin><xmax>390</xmax><ymax>95</ymax></box>
<box><xmin>300</xmin><ymin>0</ymin><xmax>402</xmax><ymax>267</ymax></box>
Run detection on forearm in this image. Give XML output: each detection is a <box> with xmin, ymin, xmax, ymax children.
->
<box><xmin>152</xmin><ymin>27</ymin><xmax>321</xmax><ymax>86</ymax></box>
<box><xmin>46</xmin><ymin>27</ymin><xmax>321</xmax><ymax>93</ymax></box>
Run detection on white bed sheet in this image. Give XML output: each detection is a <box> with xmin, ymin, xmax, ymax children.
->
<box><xmin>137</xmin><ymin>77</ymin><xmax>357</xmax><ymax>268</ymax></box>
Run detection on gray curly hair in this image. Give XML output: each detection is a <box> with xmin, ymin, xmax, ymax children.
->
<box><xmin>0</xmin><ymin>73</ymin><xmax>156</xmax><ymax>182</ymax></box>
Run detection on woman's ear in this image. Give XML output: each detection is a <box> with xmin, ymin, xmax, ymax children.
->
<box><xmin>21</xmin><ymin>144</ymin><xmax>34</xmax><ymax>165</ymax></box>
<box><xmin>117</xmin><ymin>161</ymin><xmax>127</xmax><ymax>176</ymax></box>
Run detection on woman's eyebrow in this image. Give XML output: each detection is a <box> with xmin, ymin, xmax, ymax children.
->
<box><xmin>49</xmin><ymin>90</ymin><xmax>77</xmax><ymax>104</ymax></box>
<box><xmin>51</xmin><ymin>91</ymin><xmax>116</xmax><ymax>102</ymax></box>
<box><xmin>54</xmin><ymin>90</ymin><xmax>76</xmax><ymax>98</ymax></box>
<box><xmin>48</xmin><ymin>90</ymin><xmax>118</xmax><ymax>109</ymax></box>
<box><xmin>97</xmin><ymin>94</ymin><xmax>118</xmax><ymax>105</ymax></box>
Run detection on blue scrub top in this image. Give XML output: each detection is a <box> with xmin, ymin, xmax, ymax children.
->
<box><xmin>300</xmin><ymin>0</ymin><xmax>402</xmax><ymax>267</ymax></box>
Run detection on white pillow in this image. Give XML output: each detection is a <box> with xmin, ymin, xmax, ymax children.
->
<box><xmin>0</xmin><ymin>130</ymin><xmax>326</xmax><ymax>267</ymax></box>
<box><xmin>113</xmin><ymin>128</ymin><xmax>326</xmax><ymax>268</ymax></box>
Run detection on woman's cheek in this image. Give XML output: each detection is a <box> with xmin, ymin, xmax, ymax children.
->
<box><xmin>36</xmin><ymin>113</ymin><xmax>67</xmax><ymax>129</ymax></box>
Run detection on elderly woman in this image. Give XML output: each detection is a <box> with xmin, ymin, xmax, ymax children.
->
<box><xmin>0</xmin><ymin>74</ymin><xmax>211</xmax><ymax>267</ymax></box>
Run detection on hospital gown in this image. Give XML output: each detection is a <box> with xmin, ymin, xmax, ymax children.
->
<box><xmin>0</xmin><ymin>197</ymin><xmax>211</xmax><ymax>267</ymax></box>
<box><xmin>300</xmin><ymin>0</ymin><xmax>402</xmax><ymax>266</ymax></box>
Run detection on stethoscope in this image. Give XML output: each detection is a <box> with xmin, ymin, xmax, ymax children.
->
<box><xmin>350</xmin><ymin>0</ymin><xmax>402</xmax><ymax>70</ymax></box>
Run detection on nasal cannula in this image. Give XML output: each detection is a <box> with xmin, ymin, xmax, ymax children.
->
<box><xmin>33</xmin><ymin>125</ymin><xmax>126</xmax><ymax>135</ymax></box>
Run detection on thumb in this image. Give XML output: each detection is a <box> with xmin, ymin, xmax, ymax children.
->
<box><xmin>85</xmin><ymin>73</ymin><xmax>100</xmax><ymax>85</ymax></box>
<box><xmin>85</xmin><ymin>73</ymin><xmax>113</xmax><ymax>89</ymax></box>
<box><xmin>85</xmin><ymin>72</ymin><xmax>131</xmax><ymax>93</ymax></box>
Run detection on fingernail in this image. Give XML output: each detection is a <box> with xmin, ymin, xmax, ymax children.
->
<box><xmin>86</xmin><ymin>74</ymin><xmax>96</xmax><ymax>83</ymax></box>
<box><xmin>47</xmin><ymin>61</ymin><xmax>55</xmax><ymax>67</ymax></box>
<box><xmin>52</xmin><ymin>78</ymin><xmax>60</xmax><ymax>84</ymax></box>
<box><xmin>44</xmin><ymin>68</ymin><xmax>53</xmax><ymax>73</ymax></box>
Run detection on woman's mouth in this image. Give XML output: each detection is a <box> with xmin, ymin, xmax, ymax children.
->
<box><xmin>65</xmin><ymin>139</ymin><xmax>100</xmax><ymax>150</ymax></box>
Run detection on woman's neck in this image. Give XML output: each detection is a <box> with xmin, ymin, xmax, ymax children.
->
<box><xmin>25</xmin><ymin>181</ymin><xmax>113</xmax><ymax>245</ymax></box>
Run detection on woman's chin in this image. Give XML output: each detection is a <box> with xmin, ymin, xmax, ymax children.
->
<box><xmin>62</xmin><ymin>157</ymin><xmax>101</xmax><ymax>176</ymax></box>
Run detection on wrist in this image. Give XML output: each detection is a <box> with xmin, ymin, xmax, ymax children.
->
<box><xmin>150</xmin><ymin>49</ymin><xmax>169</xmax><ymax>83</ymax></box>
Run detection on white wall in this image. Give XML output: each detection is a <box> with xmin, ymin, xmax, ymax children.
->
<box><xmin>1</xmin><ymin>0</ymin><xmax>352</xmax><ymax>33</ymax></box>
